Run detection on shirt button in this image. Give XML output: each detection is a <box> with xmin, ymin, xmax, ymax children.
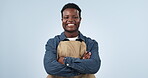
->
<box><xmin>66</xmin><ymin>64</ymin><xmax>69</xmax><ymax>66</ymax></box>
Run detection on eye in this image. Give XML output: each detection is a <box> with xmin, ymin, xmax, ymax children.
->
<box><xmin>63</xmin><ymin>17</ymin><xmax>68</xmax><ymax>19</ymax></box>
<box><xmin>73</xmin><ymin>17</ymin><xmax>79</xmax><ymax>19</ymax></box>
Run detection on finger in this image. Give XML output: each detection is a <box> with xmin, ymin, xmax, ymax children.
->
<box><xmin>87</xmin><ymin>55</ymin><xmax>90</xmax><ymax>59</ymax></box>
<box><xmin>85</xmin><ymin>55</ymin><xmax>88</xmax><ymax>59</ymax></box>
<box><xmin>83</xmin><ymin>51</ymin><xmax>88</xmax><ymax>56</ymax></box>
<box><xmin>82</xmin><ymin>51</ymin><xmax>90</xmax><ymax>59</ymax></box>
<box><xmin>89</xmin><ymin>52</ymin><xmax>91</xmax><ymax>55</ymax></box>
<box><xmin>86</xmin><ymin>53</ymin><xmax>91</xmax><ymax>59</ymax></box>
<box><xmin>83</xmin><ymin>55</ymin><xmax>88</xmax><ymax>59</ymax></box>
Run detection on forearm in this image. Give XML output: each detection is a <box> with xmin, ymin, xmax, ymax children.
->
<box><xmin>44</xmin><ymin>51</ymin><xmax>80</xmax><ymax>77</ymax></box>
<box><xmin>44</xmin><ymin>59</ymin><xmax>79</xmax><ymax>77</ymax></box>
<box><xmin>64</xmin><ymin>56</ymin><xmax>101</xmax><ymax>74</ymax></box>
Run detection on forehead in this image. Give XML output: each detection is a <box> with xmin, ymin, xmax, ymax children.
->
<box><xmin>63</xmin><ymin>8</ymin><xmax>79</xmax><ymax>15</ymax></box>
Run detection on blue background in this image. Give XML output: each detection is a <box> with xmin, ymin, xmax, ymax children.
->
<box><xmin>0</xmin><ymin>0</ymin><xmax>148</xmax><ymax>78</ymax></box>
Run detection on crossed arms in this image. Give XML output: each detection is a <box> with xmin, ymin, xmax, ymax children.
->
<box><xmin>44</xmin><ymin>39</ymin><xmax>101</xmax><ymax>77</ymax></box>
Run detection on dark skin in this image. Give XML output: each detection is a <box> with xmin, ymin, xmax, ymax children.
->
<box><xmin>58</xmin><ymin>8</ymin><xmax>91</xmax><ymax>64</ymax></box>
<box><xmin>62</xmin><ymin>8</ymin><xmax>80</xmax><ymax>38</ymax></box>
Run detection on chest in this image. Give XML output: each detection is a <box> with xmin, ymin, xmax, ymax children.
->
<box><xmin>57</xmin><ymin>41</ymin><xmax>86</xmax><ymax>58</ymax></box>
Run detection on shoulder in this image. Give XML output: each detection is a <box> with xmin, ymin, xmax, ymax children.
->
<box><xmin>47</xmin><ymin>35</ymin><xmax>61</xmax><ymax>43</ymax></box>
<box><xmin>79</xmin><ymin>32</ymin><xmax>98</xmax><ymax>44</ymax></box>
<box><xmin>47</xmin><ymin>32</ymin><xmax>66</xmax><ymax>43</ymax></box>
<box><xmin>46</xmin><ymin>34</ymin><xmax>62</xmax><ymax>48</ymax></box>
<box><xmin>83</xmin><ymin>35</ymin><xmax>98</xmax><ymax>45</ymax></box>
<box><xmin>45</xmin><ymin>35</ymin><xmax>62</xmax><ymax>49</ymax></box>
<box><xmin>82</xmin><ymin>36</ymin><xmax>98</xmax><ymax>51</ymax></box>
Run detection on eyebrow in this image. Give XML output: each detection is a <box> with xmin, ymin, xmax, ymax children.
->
<box><xmin>63</xmin><ymin>15</ymin><xmax>78</xmax><ymax>16</ymax></box>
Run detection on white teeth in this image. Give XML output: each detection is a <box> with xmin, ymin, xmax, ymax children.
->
<box><xmin>68</xmin><ymin>24</ymin><xmax>74</xmax><ymax>26</ymax></box>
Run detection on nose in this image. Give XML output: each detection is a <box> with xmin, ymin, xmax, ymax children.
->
<box><xmin>67</xmin><ymin>17</ymin><xmax>74</xmax><ymax>23</ymax></box>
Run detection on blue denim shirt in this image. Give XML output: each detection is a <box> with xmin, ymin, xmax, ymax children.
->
<box><xmin>44</xmin><ymin>32</ymin><xmax>101</xmax><ymax>77</ymax></box>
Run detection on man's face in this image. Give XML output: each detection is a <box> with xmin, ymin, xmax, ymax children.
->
<box><xmin>62</xmin><ymin>8</ymin><xmax>81</xmax><ymax>33</ymax></box>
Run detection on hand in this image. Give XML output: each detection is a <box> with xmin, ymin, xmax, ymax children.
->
<box><xmin>82</xmin><ymin>51</ymin><xmax>91</xmax><ymax>59</ymax></box>
<box><xmin>57</xmin><ymin>56</ymin><xmax>65</xmax><ymax>64</ymax></box>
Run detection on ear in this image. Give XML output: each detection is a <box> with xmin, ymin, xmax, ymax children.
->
<box><xmin>79</xmin><ymin>18</ymin><xmax>82</xmax><ymax>21</ymax></box>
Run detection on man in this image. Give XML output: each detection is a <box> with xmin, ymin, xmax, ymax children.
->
<box><xmin>44</xmin><ymin>3</ymin><xmax>101</xmax><ymax>78</ymax></box>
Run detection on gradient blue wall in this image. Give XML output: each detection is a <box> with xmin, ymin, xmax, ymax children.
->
<box><xmin>0</xmin><ymin>0</ymin><xmax>148</xmax><ymax>78</ymax></box>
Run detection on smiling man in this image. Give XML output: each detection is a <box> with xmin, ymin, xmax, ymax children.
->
<box><xmin>62</xmin><ymin>8</ymin><xmax>80</xmax><ymax>35</ymax></box>
<box><xmin>44</xmin><ymin>3</ymin><xmax>101</xmax><ymax>78</ymax></box>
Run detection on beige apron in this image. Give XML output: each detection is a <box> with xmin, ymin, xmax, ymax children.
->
<box><xmin>47</xmin><ymin>41</ymin><xmax>95</xmax><ymax>78</ymax></box>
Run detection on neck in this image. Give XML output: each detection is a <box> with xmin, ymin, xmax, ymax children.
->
<box><xmin>64</xmin><ymin>31</ymin><xmax>79</xmax><ymax>38</ymax></box>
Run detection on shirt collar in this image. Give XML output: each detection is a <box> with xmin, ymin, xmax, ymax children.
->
<box><xmin>78</xmin><ymin>32</ymin><xmax>85</xmax><ymax>42</ymax></box>
<box><xmin>60</xmin><ymin>32</ymin><xmax>67</xmax><ymax>40</ymax></box>
<box><xmin>59</xmin><ymin>31</ymin><xmax>86</xmax><ymax>42</ymax></box>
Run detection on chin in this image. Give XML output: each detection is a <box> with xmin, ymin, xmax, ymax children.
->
<box><xmin>65</xmin><ymin>30</ymin><xmax>78</xmax><ymax>33</ymax></box>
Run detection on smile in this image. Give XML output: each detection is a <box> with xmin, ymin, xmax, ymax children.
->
<box><xmin>67</xmin><ymin>24</ymin><xmax>75</xmax><ymax>26</ymax></box>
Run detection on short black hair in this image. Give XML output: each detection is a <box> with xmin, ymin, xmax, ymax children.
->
<box><xmin>61</xmin><ymin>3</ymin><xmax>81</xmax><ymax>18</ymax></box>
